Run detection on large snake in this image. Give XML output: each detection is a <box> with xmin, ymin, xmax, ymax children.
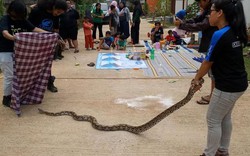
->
<box><xmin>38</xmin><ymin>79</ymin><xmax>204</xmax><ymax>134</ymax></box>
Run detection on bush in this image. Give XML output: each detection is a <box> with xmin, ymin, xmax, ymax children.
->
<box><xmin>0</xmin><ymin>0</ymin><xmax>5</xmax><ymax>18</ymax></box>
<box><xmin>186</xmin><ymin>1</ymin><xmax>200</xmax><ymax>19</ymax></box>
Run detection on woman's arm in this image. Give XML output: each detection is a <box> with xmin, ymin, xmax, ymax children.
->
<box><xmin>2</xmin><ymin>30</ymin><xmax>15</xmax><ymax>41</ymax></box>
<box><xmin>32</xmin><ymin>27</ymin><xmax>48</xmax><ymax>33</ymax></box>
<box><xmin>193</xmin><ymin>60</ymin><xmax>213</xmax><ymax>83</ymax></box>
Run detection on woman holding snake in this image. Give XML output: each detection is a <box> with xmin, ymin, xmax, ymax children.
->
<box><xmin>192</xmin><ymin>0</ymin><xmax>248</xmax><ymax>156</ymax></box>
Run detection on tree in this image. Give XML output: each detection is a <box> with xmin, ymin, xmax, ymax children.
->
<box><xmin>186</xmin><ymin>1</ymin><xmax>200</xmax><ymax>19</ymax></box>
<box><xmin>0</xmin><ymin>0</ymin><xmax>5</xmax><ymax>18</ymax></box>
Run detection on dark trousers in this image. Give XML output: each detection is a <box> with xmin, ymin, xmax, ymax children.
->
<box><xmin>118</xmin><ymin>21</ymin><xmax>130</xmax><ymax>39</ymax></box>
<box><xmin>92</xmin><ymin>22</ymin><xmax>103</xmax><ymax>39</ymax></box>
<box><xmin>131</xmin><ymin>21</ymin><xmax>140</xmax><ymax>44</ymax></box>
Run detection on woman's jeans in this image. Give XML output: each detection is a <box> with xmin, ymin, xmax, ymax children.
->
<box><xmin>204</xmin><ymin>88</ymin><xmax>244</xmax><ymax>156</ymax></box>
<box><xmin>0</xmin><ymin>52</ymin><xmax>13</xmax><ymax>96</ymax></box>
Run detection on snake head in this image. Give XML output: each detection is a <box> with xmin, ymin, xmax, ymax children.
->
<box><xmin>189</xmin><ymin>78</ymin><xmax>205</xmax><ymax>94</ymax></box>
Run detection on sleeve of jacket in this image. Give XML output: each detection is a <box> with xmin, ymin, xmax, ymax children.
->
<box><xmin>179</xmin><ymin>16</ymin><xmax>210</xmax><ymax>32</ymax></box>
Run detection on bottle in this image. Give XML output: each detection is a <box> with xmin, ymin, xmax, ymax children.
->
<box><xmin>150</xmin><ymin>48</ymin><xmax>155</xmax><ymax>60</ymax></box>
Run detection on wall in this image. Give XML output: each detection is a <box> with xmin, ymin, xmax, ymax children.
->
<box><xmin>242</xmin><ymin>0</ymin><xmax>250</xmax><ymax>26</ymax></box>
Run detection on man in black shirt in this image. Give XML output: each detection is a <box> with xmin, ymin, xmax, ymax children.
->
<box><xmin>28</xmin><ymin>0</ymin><xmax>67</xmax><ymax>93</ymax></box>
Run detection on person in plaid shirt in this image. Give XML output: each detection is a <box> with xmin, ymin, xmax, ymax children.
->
<box><xmin>0</xmin><ymin>0</ymin><xmax>45</xmax><ymax>107</ymax></box>
<box><xmin>28</xmin><ymin>0</ymin><xmax>67</xmax><ymax>93</ymax></box>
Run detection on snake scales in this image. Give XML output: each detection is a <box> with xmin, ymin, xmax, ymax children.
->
<box><xmin>38</xmin><ymin>79</ymin><xmax>204</xmax><ymax>134</ymax></box>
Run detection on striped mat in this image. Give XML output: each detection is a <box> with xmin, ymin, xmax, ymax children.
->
<box><xmin>143</xmin><ymin>46</ymin><xmax>202</xmax><ymax>77</ymax></box>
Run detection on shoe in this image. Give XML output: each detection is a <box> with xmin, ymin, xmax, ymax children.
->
<box><xmin>74</xmin><ymin>49</ymin><xmax>79</xmax><ymax>53</ymax></box>
<box><xmin>58</xmin><ymin>54</ymin><xmax>64</xmax><ymax>58</ymax></box>
<box><xmin>92</xmin><ymin>48</ymin><xmax>96</xmax><ymax>50</ymax></box>
<box><xmin>215</xmin><ymin>149</ymin><xmax>229</xmax><ymax>156</ymax></box>
<box><xmin>87</xmin><ymin>62</ymin><xmax>95</xmax><ymax>67</ymax></box>
<box><xmin>47</xmin><ymin>84</ymin><xmax>58</xmax><ymax>92</ymax></box>
<box><xmin>200</xmin><ymin>154</ymin><xmax>206</xmax><ymax>156</ymax></box>
<box><xmin>2</xmin><ymin>95</ymin><xmax>11</xmax><ymax>107</ymax></box>
<box><xmin>196</xmin><ymin>95</ymin><xmax>210</xmax><ymax>105</ymax></box>
<box><xmin>47</xmin><ymin>76</ymin><xmax>58</xmax><ymax>93</ymax></box>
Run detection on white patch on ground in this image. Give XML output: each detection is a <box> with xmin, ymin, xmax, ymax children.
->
<box><xmin>114</xmin><ymin>95</ymin><xmax>173</xmax><ymax>110</ymax></box>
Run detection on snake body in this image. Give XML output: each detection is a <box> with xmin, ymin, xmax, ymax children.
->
<box><xmin>38</xmin><ymin>79</ymin><xmax>204</xmax><ymax>134</ymax></box>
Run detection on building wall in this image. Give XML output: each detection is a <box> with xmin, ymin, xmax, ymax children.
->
<box><xmin>242</xmin><ymin>0</ymin><xmax>250</xmax><ymax>26</ymax></box>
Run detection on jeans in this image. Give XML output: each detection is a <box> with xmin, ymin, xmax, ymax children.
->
<box><xmin>0</xmin><ymin>52</ymin><xmax>13</xmax><ymax>96</ymax></box>
<box><xmin>204</xmin><ymin>88</ymin><xmax>244</xmax><ymax>156</ymax></box>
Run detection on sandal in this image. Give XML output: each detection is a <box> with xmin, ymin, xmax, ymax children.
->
<box><xmin>201</xmin><ymin>95</ymin><xmax>210</xmax><ymax>102</ymax></box>
<box><xmin>196</xmin><ymin>99</ymin><xmax>209</xmax><ymax>105</ymax></box>
<box><xmin>87</xmin><ymin>62</ymin><xmax>95</xmax><ymax>67</ymax></box>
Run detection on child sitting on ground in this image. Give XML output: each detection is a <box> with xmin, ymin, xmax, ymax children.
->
<box><xmin>165</xmin><ymin>30</ymin><xmax>176</xmax><ymax>44</ymax></box>
<box><xmin>150</xmin><ymin>21</ymin><xmax>164</xmax><ymax>43</ymax></box>
<box><xmin>97</xmin><ymin>31</ymin><xmax>114</xmax><ymax>50</ymax></box>
<box><xmin>116</xmin><ymin>34</ymin><xmax>127</xmax><ymax>50</ymax></box>
<box><xmin>83</xmin><ymin>16</ymin><xmax>95</xmax><ymax>50</ymax></box>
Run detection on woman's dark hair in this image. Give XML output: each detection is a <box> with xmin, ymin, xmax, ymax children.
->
<box><xmin>95</xmin><ymin>3</ymin><xmax>101</xmax><ymax>13</ymax></box>
<box><xmin>212</xmin><ymin>0</ymin><xmax>248</xmax><ymax>46</ymax></box>
<box><xmin>133</xmin><ymin>0</ymin><xmax>143</xmax><ymax>16</ymax></box>
<box><xmin>37</xmin><ymin>0</ymin><xmax>67</xmax><ymax>11</ymax></box>
<box><xmin>7</xmin><ymin>0</ymin><xmax>27</xmax><ymax>20</ymax></box>
<box><xmin>119</xmin><ymin>2</ymin><xmax>126</xmax><ymax>10</ymax></box>
<box><xmin>155</xmin><ymin>21</ymin><xmax>161</xmax><ymax>26</ymax></box>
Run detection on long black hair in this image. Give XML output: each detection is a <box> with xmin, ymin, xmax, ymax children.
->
<box><xmin>7</xmin><ymin>0</ymin><xmax>27</xmax><ymax>20</ymax></box>
<box><xmin>37</xmin><ymin>0</ymin><xmax>67</xmax><ymax>11</ymax></box>
<box><xmin>133</xmin><ymin>0</ymin><xmax>143</xmax><ymax>16</ymax></box>
<box><xmin>212</xmin><ymin>0</ymin><xmax>248</xmax><ymax>46</ymax></box>
<box><xmin>95</xmin><ymin>3</ymin><xmax>101</xmax><ymax>14</ymax></box>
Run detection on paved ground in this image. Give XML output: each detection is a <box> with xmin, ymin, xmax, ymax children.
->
<box><xmin>0</xmin><ymin>18</ymin><xmax>250</xmax><ymax>156</ymax></box>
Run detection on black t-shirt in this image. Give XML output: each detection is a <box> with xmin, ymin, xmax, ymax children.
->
<box><xmin>205</xmin><ymin>26</ymin><xmax>248</xmax><ymax>92</ymax></box>
<box><xmin>0</xmin><ymin>15</ymin><xmax>35</xmax><ymax>52</ymax></box>
<box><xmin>151</xmin><ymin>27</ymin><xmax>164</xmax><ymax>43</ymax></box>
<box><xmin>60</xmin><ymin>8</ymin><xmax>79</xmax><ymax>29</ymax></box>
<box><xmin>28</xmin><ymin>7</ymin><xmax>59</xmax><ymax>32</ymax></box>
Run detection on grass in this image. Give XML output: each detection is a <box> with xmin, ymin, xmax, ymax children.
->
<box><xmin>243</xmin><ymin>46</ymin><xmax>250</xmax><ymax>80</ymax></box>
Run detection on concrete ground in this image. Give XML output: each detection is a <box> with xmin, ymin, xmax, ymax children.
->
<box><xmin>0</xmin><ymin>18</ymin><xmax>250</xmax><ymax>156</ymax></box>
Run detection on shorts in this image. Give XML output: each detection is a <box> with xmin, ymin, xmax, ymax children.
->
<box><xmin>59</xmin><ymin>26</ymin><xmax>78</xmax><ymax>40</ymax></box>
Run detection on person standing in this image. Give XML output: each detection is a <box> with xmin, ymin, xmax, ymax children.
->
<box><xmin>191</xmin><ymin>0</ymin><xmax>248</xmax><ymax>155</ymax></box>
<box><xmin>174</xmin><ymin>0</ymin><xmax>217</xmax><ymax>105</ymax></box>
<box><xmin>109</xmin><ymin>5</ymin><xmax>119</xmax><ymax>36</ymax></box>
<box><xmin>28</xmin><ymin>0</ymin><xmax>67</xmax><ymax>93</ymax></box>
<box><xmin>83</xmin><ymin>16</ymin><xmax>95</xmax><ymax>50</ymax></box>
<box><xmin>131</xmin><ymin>0</ymin><xmax>143</xmax><ymax>44</ymax></box>
<box><xmin>118</xmin><ymin>1</ymin><xmax>131</xmax><ymax>39</ymax></box>
<box><xmin>0</xmin><ymin>0</ymin><xmax>46</xmax><ymax>107</ymax></box>
<box><xmin>91</xmin><ymin>3</ymin><xmax>104</xmax><ymax>40</ymax></box>
<box><xmin>59</xmin><ymin>0</ymin><xmax>80</xmax><ymax>53</ymax></box>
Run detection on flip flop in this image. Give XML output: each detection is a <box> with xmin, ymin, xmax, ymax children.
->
<box><xmin>201</xmin><ymin>95</ymin><xmax>210</xmax><ymax>102</ymax></box>
<box><xmin>87</xmin><ymin>62</ymin><xmax>95</xmax><ymax>67</ymax></box>
<box><xmin>196</xmin><ymin>99</ymin><xmax>209</xmax><ymax>105</ymax></box>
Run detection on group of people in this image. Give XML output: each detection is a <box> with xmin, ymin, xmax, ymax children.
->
<box><xmin>87</xmin><ymin>0</ymin><xmax>143</xmax><ymax>49</ymax></box>
<box><xmin>150</xmin><ymin>9</ymin><xmax>190</xmax><ymax>45</ymax></box>
<box><xmin>0</xmin><ymin>0</ymin><xmax>249</xmax><ymax>155</ymax></box>
<box><xmin>173</xmin><ymin>0</ymin><xmax>248</xmax><ymax>156</ymax></box>
<box><xmin>149</xmin><ymin>0</ymin><xmax>248</xmax><ymax>155</ymax></box>
<box><xmin>0</xmin><ymin>0</ymin><xmax>69</xmax><ymax>107</ymax></box>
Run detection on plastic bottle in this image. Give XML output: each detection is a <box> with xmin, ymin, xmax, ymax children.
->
<box><xmin>150</xmin><ymin>48</ymin><xmax>155</xmax><ymax>60</ymax></box>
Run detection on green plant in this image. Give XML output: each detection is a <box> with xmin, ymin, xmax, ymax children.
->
<box><xmin>186</xmin><ymin>1</ymin><xmax>200</xmax><ymax>19</ymax></box>
<box><xmin>0</xmin><ymin>0</ymin><xmax>5</xmax><ymax>18</ymax></box>
<box><xmin>143</xmin><ymin>1</ymin><xmax>149</xmax><ymax>16</ymax></box>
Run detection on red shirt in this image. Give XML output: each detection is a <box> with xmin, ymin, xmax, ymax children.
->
<box><xmin>165</xmin><ymin>35</ymin><xmax>176</xmax><ymax>42</ymax></box>
<box><xmin>83</xmin><ymin>21</ymin><xmax>93</xmax><ymax>36</ymax></box>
